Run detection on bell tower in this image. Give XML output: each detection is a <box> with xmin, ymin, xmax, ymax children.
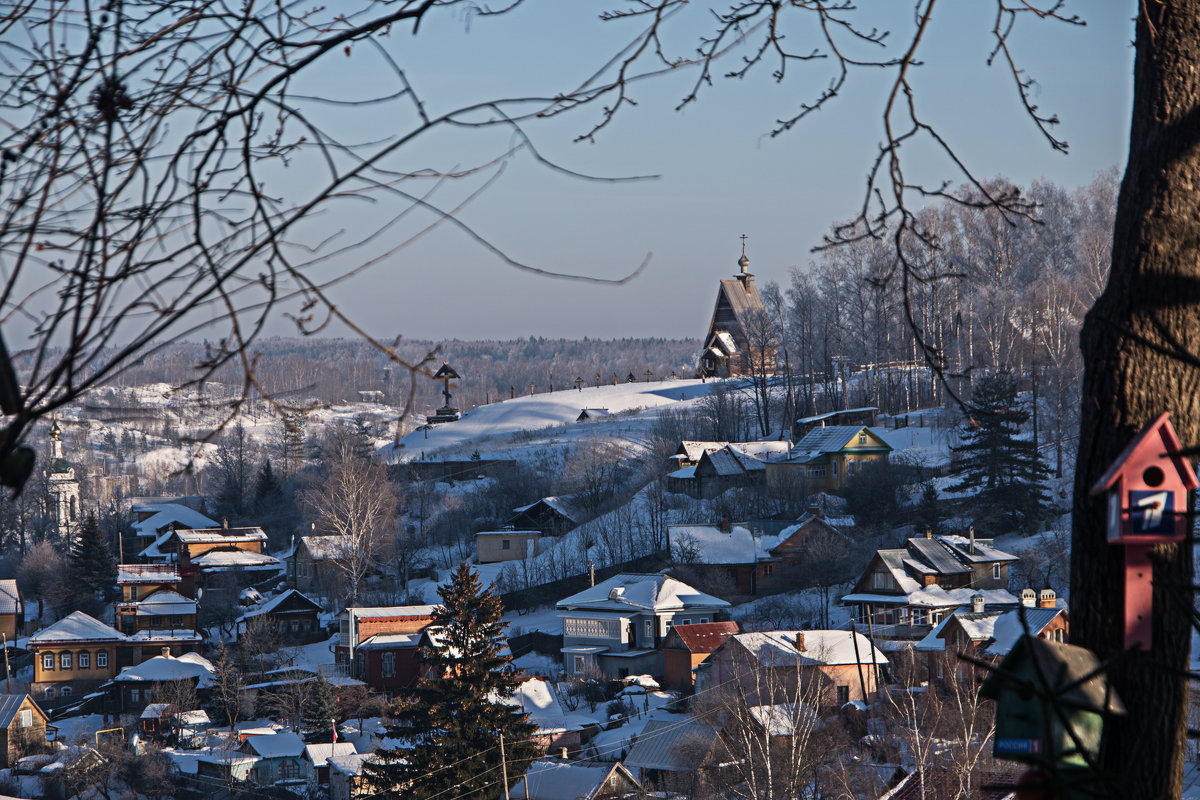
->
<box><xmin>46</xmin><ymin>419</ymin><xmax>80</xmax><ymax>541</ymax></box>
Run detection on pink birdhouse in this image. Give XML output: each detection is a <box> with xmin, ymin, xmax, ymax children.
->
<box><xmin>1089</xmin><ymin>412</ymin><xmax>1198</xmax><ymax>650</ymax></box>
<box><xmin>1090</xmin><ymin>412</ymin><xmax>1198</xmax><ymax>545</ymax></box>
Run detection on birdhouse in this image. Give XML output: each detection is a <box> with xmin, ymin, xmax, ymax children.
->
<box><xmin>980</xmin><ymin>635</ymin><xmax>1125</xmax><ymax>769</ymax></box>
<box><xmin>1089</xmin><ymin>412</ymin><xmax>1198</xmax><ymax>545</ymax></box>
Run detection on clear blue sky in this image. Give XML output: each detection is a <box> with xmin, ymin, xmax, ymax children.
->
<box><xmin>281</xmin><ymin>2</ymin><xmax>1135</xmax><ymax>342</ymax></box>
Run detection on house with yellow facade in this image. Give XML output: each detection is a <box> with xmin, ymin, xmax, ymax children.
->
<box><xmin>28</xmin><ymin>611</ymin><xmax>126</xmax><ymax>703</ymax></box>
<box><xmin>765</xmin><ymin>425</ymin><xmax>892</xmax><ymax>490</ymax></box>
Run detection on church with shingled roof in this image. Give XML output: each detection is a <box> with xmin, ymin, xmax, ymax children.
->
<box><xmin>699</xmin><ymin>239</ymin><xmax>776</xmax><ymax>378</ymax></box>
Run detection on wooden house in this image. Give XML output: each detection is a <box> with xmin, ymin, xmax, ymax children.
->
<box><xmin>241</xmin><ymin>731</ymin><xmax>308</xmax><ymax>786</ymax></box>
<box><xmin>699</xmin><ymin>247</ymin><xmax>775</xmax><ymax>378</ymax></box>
<box><xmin>558</xmin><ymin>573</ymin><xmax>730</xmax><ymax>679</ymax></box>
<box><xmin>0</xmin><ymin>581</ymin><xmax>22</xmax><ymax>641</ymax></box>
<box><xmin>765</xmin><ymin>426</ymin><xmax>892</xmax><ymax>491</ymax></box>
<box><xmin>708</xmin><ymin>630</ymin><xmax>888</xmax><ymax>707</ymax></box>
<box><xmin>666</xmin><ymin>442</ymin><xmax>791</xmax><ymax>499</ymax></box>
<box><xmin>28</xmin><ymin>611</ymin><xmax>126</xmax><ymax>703</ymax></box>
<box><xmin>842</xmin><ymin>531</ymin><xmax>1019</xmax><ymax>641</ymax></box>
<box><xmin>289</xmin><ymin>534</ymin><xmax>350</xmax><ymax>596</ymax></box>
<box><xmin>305</xmin><ymin>742</ymin><xmax>359</xmax><ymax>796</ymax></box>
<box><xmin>792</xmin><ymin>407</ymin><xmax>879</xmax><ymax>441</ymax></box>
<box><xmin>507</xmin><ymin>497</ymin><xmax>581</xmax><ymax>538</ymax></box>
<box><xmin>329</xmin><ymin>753</ymin><xmax>378</xmax><ymax>800</ymax></box>
<box><xmin>0</xmin><ymin>695</ymin><xmax>50</xmax><ymax>768</ymax></box>
<box><xmin>662</xmin><ymin>621</ymin><xmax>740</xmax><ymax>692</ymax></box>
<box><xmin>337</xmin><ymin>605</ymin><xmax>437</xmax><ymax>687</ymax></box>
<box><xmin>236</xmin><ymin>589</ymin><xmax>323</xmax><ymax>644</ymax></box>
<box><xmin>146</xmin><ymin>521</ymin><xmax>275</xmax><ymax>595</ymax></box>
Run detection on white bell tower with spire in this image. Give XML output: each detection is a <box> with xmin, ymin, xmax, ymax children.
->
<box><xmin>46</xmin><ymin>418</ymin><xmax>80</xmax><ymax>541</ymax></box>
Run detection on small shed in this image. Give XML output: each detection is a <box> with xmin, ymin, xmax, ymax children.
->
<box><xmin>662</xmin><ymin>621</ymin><xmax>740</xmax><ymax>692</ymax></box>
<box><xmin>0</xmin><ymin>695</ymin><xmax>49</xmax><ymax>768</ymax></box>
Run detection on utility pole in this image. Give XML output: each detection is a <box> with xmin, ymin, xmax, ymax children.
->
<box><xmin>500</xmin><ymin>735</ymin><xmax>511</xmax><ymax>800</ymax></box>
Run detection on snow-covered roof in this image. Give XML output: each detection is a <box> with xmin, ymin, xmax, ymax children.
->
<box><xmin>983</xmin><ymin>607</ymin><xmax>1066</xmax><ymax>657</ymax></box>
<box><xmin>348</xmin><ymin>605</ymin><xmax>438</xmax><ymax>621</ymax></box>
<box><xmin>713</xmin><ymin>331</ymin><xmax>738</xmax><ymax>355</ymax></box>
<box><xmin>623</xmin><ymin>718</ymin><xmax>717</xmax><ymax>772</ymax></box>
<box><xmin>175</xmin><ymin>526</ymin><xmax>268</xmax><ymax>544</ymax></box>
<box><xmin>668</xmin><ymin>524</ymin><xmax>772</xmax><ymax>565</ymax></box>
<box><xmin>131</xmin><ymin>504</ymin><xmax>219</xmax><ymax>539</ymax></box>
<box><xmin>117</xmin><ymin>564</ymin><xmax>181</xmax><ymax>584</ymax></box>
<box><xmin>112</xmin><ymin>652</ymin><xmax>215</xmax><ymax>687</ymax></box>
<box><xmin>795</xmin><ymin>407</ymin><xmax>879</xmax><ymax>425</ymax></box>
<box><xmin>511</xmin><ymin>496</ymin><xmax>580</xmax><ymax>524</ymax></box>
<box><xmin>938</xmin><ymin>535</ymin><xmax>1019</xmax><ymax>564</ymax></box>
<box><xmin>126</xmin><ymin>629</ymin><xmax>203</xmax><ymax>643</ymax></box>
<box><xmin>667</xmin><ymin>465</ymin><xmax>696</xmax><ymax>480</ymax></box>
<box><xmin>140</xmin><ymin>703</ymin><xmax>173</xmax><ymax>720</ymax></box>
<box><xmin>298</xmin><ymin>535</ymin><xmax>349</xmax><ymax>561</ymax></box>
<box><xmin>304</xmin><ymin>742</ymin><xmax>357</xmax><ymax>767</ymax></box>
<box><xmin>191</xmin><ymin>549</ymin><xmax>281</xmax><ymax>570</ymax></box>
<box><xmin>728</xmin><ymin>630</ymin><xmax>888</xmax><ymax>668</ymax></box>
<box><xmin>667</xmin><ymin>621</ymin><xmax>740</xmax><ymax>652</ymax></box>
<box><xmin>28</xmin><ymin>611</ymin><xmax>125</xmax><ymax>644</ymax></box>
<box><xmin>748</xmin><ymin>702</ymin><xmax>816</xmax><ymax>737</ymax></box>
<box><xmin>357</xmin><ymin>633</ymin><xmax>423</xmax><ymax>651</ymax></box>
<box><xmin>243</xmin><ymin>731</ymin><xmax>306</xmax><ymax>759</ymax></box>
<box><xmin>139</xmin><ymin>530</ymin><xmax>175</xmax><ymax>560</ymax></box>
<box><xmin>328</xmin><ymin>752</ymin><xmax>374</xmax><ymax>777</ymax></box>
<box><xmin>0</xmin><ymin>580</ymin><xmax>19</xmax><ymax>615</ymax></box>
<box><xmin>133</xmin><ymin>590</ymin><xmax>196</xmax><ymax>616</ymax></box>
<box><xmin>237</xmin><ymin>589</ymin><xmax>321</xmax><ymax>622</ymax></box>
<box><xmin>512</xmin><ymin>759</ymin><xmax>636</xmax><ymax>800</ymax></box>
<box><xmin>490</xmin><ymin>678</ymin><xmax>569</xmax><ymax>735</ymax></box>
<box><xmin>842</xmin><ymin>586</ymin><xmax>1019</xmax><ymax>609</ymax></box>
<box><xmin>782</xmin><ymin>426</ymin><xmax>892</xmax><ymax>463</ymax></box>
<box><xmin>557</xmin><ymin>573</ymin><xmax>730</xmax><ymax>612</ymax></box>
<box><xmin>676</xmin><ymin>441</ymin><xmax>727</xmax><ymax>462</ymax></box>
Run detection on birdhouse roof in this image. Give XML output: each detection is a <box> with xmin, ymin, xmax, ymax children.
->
<box><xmin>1091</xmin><ymin>412</ymin><xmax>1199</xmax><ymax>494</ymax></box>
<box><xmin>979</xmin><ymin>635</ymin><xmax>1126</xmax><ymax>716</ymax></box>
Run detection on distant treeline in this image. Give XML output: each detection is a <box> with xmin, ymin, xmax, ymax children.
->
<box><xmin>100</xmin><ymin>336</ymin><xmax>703</xmax><ymax>416</ymax></box>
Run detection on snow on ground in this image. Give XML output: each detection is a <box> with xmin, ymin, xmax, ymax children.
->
<box><xmin>379</xmin><ymin>379</ymin><xmax>716</xmax><ymax>463</ymax></box>
<box><xmin>52</xmin><ymin>714</ymin><xmax>108</xmax><ymax>744</ymax></box>
<box><xmin>276</xmin><ymin>635</ymin><xmax>339</xmax><ymax>672</ymax></box>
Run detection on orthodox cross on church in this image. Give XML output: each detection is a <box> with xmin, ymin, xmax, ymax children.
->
<box><xmin>740</xmin><ymin>233</ymin><xmax>748</xmax><ymax>254</ymax></box>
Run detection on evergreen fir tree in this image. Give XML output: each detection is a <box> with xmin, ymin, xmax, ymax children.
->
<box><xmin>367</xmin><ymin>562</ymin><xmax>537</xmax><ymax>799</ymax></box>
<box><xmin>948</xmin><ymin>368</ymin><xmax>1051</xmax><ymax>534</ymax></box>
<box><xmin>303</xmin><ymin>675</ymin><xmax>338</xmax><ymax>743</ymax></box>
<box><xmin>70</xmin><ymin>513</ymin><xmax>117</xmax><ymax>604</ymax></box>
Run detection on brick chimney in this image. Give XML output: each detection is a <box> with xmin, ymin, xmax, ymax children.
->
<box><xmin>1038</xmin><ymin>589</ymin><xmax>1057</xmax><ymax>609</ymax></box>
<box><xmin>807</xmin><ymin>503</ymin><xmax>821</xmax><ymax>519</ymax></box>
<box><xmin>793</xmin><ymin>632</ymin><xmax>805</xmax><ymax>652</ymax></box>
<box><xmin>718</xmin><ymin>513</ymin><xmax>731</xmax><ymax>533</ymax></box>
<box><xmin>968</xmin><ymin>526</ymin><xmax>976</xmax><ymax>555</ymax></box>
<box><xmin>1021</xmin><ymin>589</ymin><xmax>1036</xmax><ymax>608</ymax></box>
<box><xmin>925</xmin><ymin>528</ymin><xmax>933</xmax><ymax>539</ymax></box>
<box><xmin>161</xmin><ymin>647</ymin><xmax>172</xmax><ymax>658</ymax></box>
<box><xmin>222</xmin><ymin>516</ymin><xmax>229</xmax><ymax>529</ymax></box>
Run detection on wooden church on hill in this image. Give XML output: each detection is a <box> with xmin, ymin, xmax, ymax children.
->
<box><xmin>699</xmin><ymin>240</ymin><xmax>776</xmax><ymax>378</ymax></box>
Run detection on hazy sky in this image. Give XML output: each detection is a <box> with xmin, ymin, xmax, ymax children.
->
<box><xmin>282</xmin><ymin>2</ymin><xmax>1135</xmax><ymax>343</ymax></box>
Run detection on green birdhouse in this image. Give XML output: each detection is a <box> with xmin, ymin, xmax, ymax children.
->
<box><xmin>979</xmin><ymin>634</ymin><xmax>1125</xmax><ymax>769</ymax></box>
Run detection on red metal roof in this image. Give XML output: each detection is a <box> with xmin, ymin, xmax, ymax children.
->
<box><xmin>667</xmin><ymin>621</ymin><xmax>740</xmax><ymax>653</ymax></box>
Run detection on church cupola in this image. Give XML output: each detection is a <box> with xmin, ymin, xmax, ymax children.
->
<box><xmin>46</xmin><ymin>417</ymin><xmax>80</xmax><ymax>541</ymax></box>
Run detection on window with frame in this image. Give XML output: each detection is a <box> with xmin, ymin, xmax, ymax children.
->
<box><xmin>59</xmin><ymin>652</ymin><xmax>72</xmax><ymax>670</ymax></box>
<box><xmin>171</xmin><ymin>615</ymin><xmax>183</xmax><ymax>628</ymax></box>
<box><xmin>858</xmin><ymin>433</ymin><xmax>868</xmax><ymax>445</ymax></box>
<box><xmin>130</xmin><ymin>688</ymin><xmax>140</xmax><ymax>703</ymax></box>
<box><xmin>43</xmin><ymin>688</ymin><xmax>54</xmax><ymax>699</ymax></box>
<box><xmin>129</xmin><ymin>586</ymin><xmax>139</xmax><ymax>601</ymax></box>
<box><xmin>699</xmin><ymin>617</ymin><xmax>709</xmax><ymax>624</ymax></box>
<box><xmin>501</xmin><ymin>539</ymin><xmax>511</xmax><ymax>550</ymax></box>
<box><xmin>663</xmin><ymin>618</ymin><xmax>672</xmax><ymax>636</ymax></box>
<box><xmin>19</xmin><ymin>709</ymin><xmax>31</xmax><ymax>728</ymax></box>
<box><xmin>912</xmin><ymin>609</ymin><xmax>925</xmax><ymax>626</ymax></box>
<box><xmin>96</xmin><ymin>650</ymin><xmax>108</xmax><ymax>668</ymax></box>
<box><xmin>290</xmin><ymin>619</ymin><xmax>300</xmax><ymax>632</ymax></box>
<box><xmin>644</xmin><ymin>620</ymin><xmax>653</xmax><ymax>641</ymax></box>
<box><xmin>281</xmin><ymin>761</ymin><xmax>300</xmax><ymax>780</ymax></box>
<box><xmin>41</xmin><ymin>653</ymin><xmax>54</xmax><ymax>671</ymax></box>
<box><xmin>836</xmin><ymin>685</ymin><xmax>850</xmax><ymax>704</ymax></box>
<box><xmin>78</xmin><ymin>651</ymin><xmax>90</xmax><ymax>669</ymax></box>
<box><xmin>60</xmin><ymin>686</ymin><xmax>72</xmax><ymax>697</ymax></box>
<box><xmin>382</xmin><ymin>652</ymin><xmax>396</xmax><ymax>677</ymax></box>
<box><xmin>992</xmin><ymin>563</ymin><xmax>1001</xmax><ymax>581</ymax></box>
<box><xmin>930</xmin><ymin>611</ymin><xmax>943</xmax><ymax>625</ymax></box>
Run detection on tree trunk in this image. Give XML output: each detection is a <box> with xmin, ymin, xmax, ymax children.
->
<box><xmin>1072</xmin><ymin>6</ymin><xmax>1200</xmax><ymax>798</ymax></box>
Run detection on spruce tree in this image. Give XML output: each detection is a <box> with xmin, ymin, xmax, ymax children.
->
<box><xmin>948</xmin><ymin>368</ymin><xmax>1051</xmax><ymax>534</ymax></box>
<box><xmin>71</xmin><ymin>514</ymin><xmax>117</xmax><ymax>605</ymax></box>
<box><xmin>303</xmin><ymin>675</ymin><xmax>339</xmax><ymax>743</ymax></box>
<box><xmin>367</xmin><ymin>562</ymin><xmax>536</xmax><ymax>799</ymax></box>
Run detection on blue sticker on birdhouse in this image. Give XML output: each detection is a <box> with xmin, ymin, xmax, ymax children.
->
<box><xmin>1129</xmin><ymin>490</ymin><xmax>1174</xmax><ymax>535</ymax></box>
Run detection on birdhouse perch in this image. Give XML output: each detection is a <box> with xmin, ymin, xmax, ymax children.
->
<box><xmin>1089</xmin><ymin>412</ymin><xmax>1198</xmax><ymax>649</ymax></box>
